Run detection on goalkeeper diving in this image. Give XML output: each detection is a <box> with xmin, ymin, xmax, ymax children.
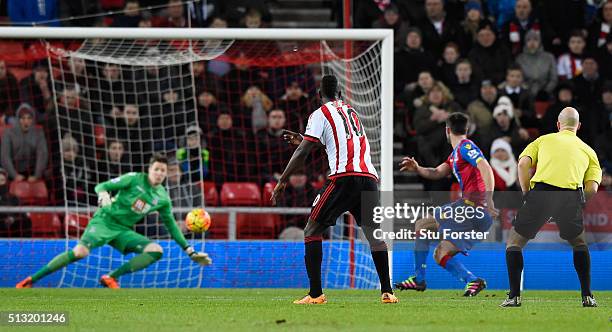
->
<box><xmin>16</xmin><ymin>154</ymin><xmax>211</xmax><ymax>288</ymax></box>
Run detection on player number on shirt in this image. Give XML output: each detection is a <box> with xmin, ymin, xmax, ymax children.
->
<box><xmin>339</xmin><ymin>108</ymin><xmax>364</xmax><ymax>139</ymax></box>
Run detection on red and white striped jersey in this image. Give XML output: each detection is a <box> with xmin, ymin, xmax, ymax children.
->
<box><xmin>303</xmin><ymin>100</ymin><xmax>378</xmax><ymax>180</ymax></box>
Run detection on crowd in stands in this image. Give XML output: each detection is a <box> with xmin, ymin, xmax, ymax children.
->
<box><xmin>0</xmin><ymin>0</ymin><xmax>611</xmax><ymax>239</ymax></box>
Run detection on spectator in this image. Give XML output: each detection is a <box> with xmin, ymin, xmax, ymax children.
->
<box><xmin>417</xmin><ymin>0</ymin><xmax>464</xmax><ymax>58</ymax></box>
<box><xmin>594</xmin><ymin>113</ymin><xmax>612</xmax><ymax>170</ymax></box>
<box><xmin>500</xmin><ymin>0</ymin><xmax>549</xmax><ymax>56</ymax></box>
<box><xmin>587</xmin><ymin>0</ymin><xmax>612</xmax><ymax>50</ymax></box>
<box><xmin>498</xmin><ymin>64</ymin><xmax>536</xmax><ymax>126</ymax></box>
<box><xmin>0</xmin><ymin>168</ymin><xmax>30</xmax><ymax>238</ymax></box>
<box><xmin>165</xmin><ymin>159</ymin><xmax>202</xmax><ymax>225</ymax></box>
<box><xmin>490</xmin><ymin>138</ymin><xmax>518</xmax><ymax>190</ymax></box>
<box><xmin>461</xmin><ymin>1</ymin><xmax>485</xmax><ymax>51</ymax></box>
<box><xmin>92</xmin><ymin>63</ymin><xmax>126</xmax><ymax>118</ymax></box>
<box><xmin>467</xmin><ymin>79</ymin><xmax>499</xmax><ymax>136</ymax></box>
<box><xmin>256</xmin><ymin>109</ymin><xmax>294</xmax><ymax>183</ymax></box>
<box><xmin>572</xmin><ymin>56</ymin><xmax>605</xmax><ymax>110</ymax></box>
<box><xmin>485</xmin><ymin>101</ymin><xmax>530</xmax><ymax>154</ymax></box>
<box><xmin>0</xmin><ymin>60</ymin><xmax>20</xmax><ymax>125</ymax></box>
<box><xmin>516</xmin><ymin>30</ymin><xmax>558</xmax><ymax>100</ymax></box>
<box><xmin>186</xmin><ymin>0</ymin><xmax>226</xmax><ymax>27</ymax></box>
<box><xmin>111</xmin><ymin>0</ymin><xmax>141</xmax><ymax>27</ymax></box>
<box><xmin>207</xmin><ymin>111</ymin><xmax>252</xmax><ymax>185</ymax></box>
<box><xmin>8</xmin><ymin>0</ymin><xmax>59</xmax><ymax>26</ymax></box>
<box><xmin>54</xmin><ymin>85</ymin><xmax>95</xmax><ymax>159</ymax></box>
<box><xmin>137</xmin><ymin>10</ymin><xmax>153</xmax><ymax>27</ymax></box>
<box><xmin>197</xmin><ymin>88</ymin><xmax>227</xmax><ymax>130</ymax></box>
<box><xmin>373</xmin><ymin>4</ymin><xmax>411</xmax><ymax>51</ymax></box>
<box><xmin>154</xmin><ymin>0</ymin><xmax>188</xmax><ymax>28</ymax></box>
<box><xmin>59</xmin><ymin>134</ymin><xmax>93</xmax><ymax>205</ymax></box>
<box><xmin>1</xmin><ymin>104</ymin><xmax>47</xmax><ymax>182</ymax></box>
<box><xmin>277</xmin><ymin>81</ymin><xmax>313</xmax><ymax>133</ymax></box>
<box><xmin>401</xmin><ymin>70</ymin><xmax>436</xmax><ymax>113</ymax></box>
<box><xmin>541</xmin><ymin>82</ymin><xmax>578</xmax><ymax>136</ymax></box>
<box><xmin>242</xmin><ymin>7</ymin><xmax>264</xmax><ymax>28</ymax></box>
<box><xmin>539</xmin><ymin>0</ymin><xmax>586</xmax><ymax>55</ymax></box>
<box><xmin>413</xmin><ymin>82</ymin><xmax>462</xmax><ymax>168</ymax></box>
<box><xmin>557</xmin><ymin>30</ymin><xmax>588</xmax><ymax>80</ymax></box>
<box><xmin>176</xmin><ymin>125</ymin><xmax>210</xmax><ymax>183</ymax></box>
<box><xmin>354</xmin><ymin>0</ymin><xmax>389</xmax><ymax>28</ymax></box>
<box><xmin>61</xmin><ymin>57</ymin><xmax>90</xmax><ymax>103</ymax></box>
<box><xmin>106</xmin><ymin>103</ymin><xmax>152</xmax><ymax>169</ymax></box>
<box><xmin>438</xmin><ymin>42</ymin><xmax>461</xmax><ymax>86</ymax></box>
<box><xmin>588</xmin><ymin>81</ymin><xmax>612</xmax><ymax>144</ymax></box>
<box><xmin>488</xmin><ymin>0</ymin><xmax>517</xmax><ymax>29</ymax></box>
<box><xmin>240</xmin><ymin>85</ymin><xmax>273</xmax><ymax>133</ymax></box>
<box><xmin>277</xmin><ymin>169</ymin><xmax>316</xmax><ymax>229</ymax></box>
<box><xmin>19</xmin><ymin>61</ymin><xmax>53</xmax><ymax>122</ymax></box>
<box><xmin>468</xmin><ymin>20</ymin><xmax>512</xmax><ymax>84</ymax></box>
<box><xmin>448</xmin><ymin>59</ymin><xmax>480</xmax><ymax>109</ymax></box>
<box><xmin>158</xmin><ymin>87</ymin><xmax>188</xmax><ymax>148</ymax></box>
<box><xmin>98</xmin><ymin>140</ymin><xmax>131</xmax><ymax>180</ymax></box>
<box><xmin>597</xmin><ymin>34</ymin><xmax>612</xmax><ymax>80</ymax></box>
<box><xmin>394</xmin><ymin>28</ymin><xmax>437</xmax><ymax>94</ymax></box>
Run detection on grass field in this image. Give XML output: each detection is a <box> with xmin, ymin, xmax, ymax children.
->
<box><xmin>1</xmin><ymin>289</ymin><xmax>610</xmax><ymax>331</ymax></box>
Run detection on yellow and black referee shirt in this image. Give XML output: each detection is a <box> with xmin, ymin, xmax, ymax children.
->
<box><xmin>519</xmin><ymin>130</ymin><xmax>602</xmax><ymax>190</ymax></box>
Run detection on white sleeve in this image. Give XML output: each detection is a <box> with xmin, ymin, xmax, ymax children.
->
<box><xmin>303</xmin><ymin>110</ymin><xmax>325</xmax><ymax>143</ymax></box>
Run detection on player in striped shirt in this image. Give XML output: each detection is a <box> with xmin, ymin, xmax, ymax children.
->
<box><xmin>271</xmin><ymin>75</ymin><xmax>398</xmax><ymax>304</ymax></box>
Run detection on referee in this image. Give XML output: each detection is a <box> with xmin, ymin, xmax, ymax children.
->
<box><xmin>500</xmin><ymin>107</ymin><xmax>602</xmax><ymax>308</ymax></box>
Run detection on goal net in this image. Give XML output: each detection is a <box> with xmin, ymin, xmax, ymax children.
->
<box><xmin>0</xmin><ymin>28</ymin><xmax>393</xmax><ymax>289</ymax></box>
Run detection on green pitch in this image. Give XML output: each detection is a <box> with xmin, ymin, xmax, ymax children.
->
<box><xmin>1</xmin><ymin>289</ymin><xmax>610</xmax><ymax>331</ymax></box>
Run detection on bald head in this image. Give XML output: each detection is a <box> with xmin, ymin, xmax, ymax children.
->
<box><xmin>557</xmin><ymin>107</ymin><xmax>580</xmax><ymax>131</ymax></box>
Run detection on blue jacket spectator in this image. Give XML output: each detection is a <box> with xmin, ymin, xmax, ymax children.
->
<box><xmin>8</xmin><ymin>0</ymin><xmax>59</xmax><ymax>26</ymax></box>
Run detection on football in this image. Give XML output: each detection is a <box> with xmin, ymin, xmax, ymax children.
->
<box><xmin>185</xmin><ymin>208</ymin><xmax>212</xmax><ymax>233</ymax></box>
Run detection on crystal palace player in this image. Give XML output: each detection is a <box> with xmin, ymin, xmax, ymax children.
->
<box><xmin>395</xmin><ymin>113</ymin><xmax>498</xmax><ymax>296</ymax></box>
<box><xmin>271</xmin><ymin>75</ymin><xmax>398</xmax><ymax>304</ymax></box>
<box><xmin>16</xmin><ymin>154</ymin><xmax>211</xmax><ymax>289</ymax></box>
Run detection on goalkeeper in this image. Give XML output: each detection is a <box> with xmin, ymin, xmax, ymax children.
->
<box><xmin>16</xmin><ymin>154</ymin><xmax>212</xmax><ymax>289</ymax></box>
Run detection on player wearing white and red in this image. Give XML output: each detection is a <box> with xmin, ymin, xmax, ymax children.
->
<box><xmin>303</xmin><ymin>100</ymin><xmax>378</xmax><ymax>180</ymax></box>
<box><xmin>271</xmin><ymin>75</ymin><xmax>397</xmax><ymax>305</ymax></box>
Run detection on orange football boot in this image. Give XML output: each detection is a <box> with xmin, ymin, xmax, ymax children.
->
<box><xmin>381</xmin><ymin>292</ymin><xmax>399</xmax><ymax>303</ymax></box>
<box><xmin>293</xmin><ymin>294</ymin><xmax>327</xmax><ymax>304</ymax></box>
<box><xmin>16</xmin><ymin>276</ymin><xmax>33</xmax><ymax>288</ymax></box>
<box><xmin>100</xmin><ymin>275</ymin><xmax>120</xmax><ymax>289</ymax></box>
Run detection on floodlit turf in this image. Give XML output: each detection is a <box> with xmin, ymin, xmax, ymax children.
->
<box><xmin>1</xmin><ymin>289</ymin><xmax>610</xmax><ymax>331</ymax></box>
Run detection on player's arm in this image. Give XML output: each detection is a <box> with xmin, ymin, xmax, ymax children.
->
<box><xmin>159</xmin><ymin>200</ymin><xmax>211</xmax><ymax>266</ymax></box>
<box><xmin>476</xmin><ymin>158</ymin><xmax>498</xmax><ymax>217</ymax></box>
<box><xmin>94</xmin><ymin>172</ymin><xmax>137</xmax><ymax>207</ymax></box>
<box><xmin>271</xmin><ymin>139</ymin><xmax>317</xmax><ymax>205</ymax></box>
<box><xmin>517</xmin><ymin>138</ymin><xmax>540</xmax><ymax>195</ymax></box>
<box><xmin>400</xmin><ymin>156</ymin><xmax>451</xmax><ymax>180</ymax></box>
<box><xmin>583</xmin><ymin>148</ymin><xmax>602</xmax><ymax>201</ymax></box>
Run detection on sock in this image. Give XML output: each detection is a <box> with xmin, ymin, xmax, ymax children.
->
<box><xmin>371</xmin><ymin>250</ymin><xmax>392</xmax><ymax>293</ymax></box>
<box><xmin>439</xmin><ymin>254</ymin><xmax>477</xmax><ymax>283</ymax></box>
<box><xmin>109</xmin><ymin>252</ymin><xmax>162</xmax><ymax>279</ymax></box>
<box><xmin>414</xmin><ymin>237</ymin><xmax>430</xmax><ymax>283</ymax></box>
<box><xmin>506</xmin><ymin>247</ymin><xmax>524</xmax><ymax>298</ymax></box>
<box><xmin>573</xmin><ymin>245</ymin><xmax>591</xmax><ymax>297</ymax></box>
<box><xmin>31</xmin><ymin>250</ymin><xmax>78</xmax><ymax>283</ymax></box>
<box><xmin>304</xmin><ymin>240</ymin><xmax>323</xmax><ymax>297</ymax></box>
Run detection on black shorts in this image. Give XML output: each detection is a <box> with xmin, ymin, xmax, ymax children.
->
<box><xmin>513</xmin><ymin>183</ymin><xmax>584</xmax><ymax>240</ymax></box>
<box><xmin>304</xmin><ymin>175</ymin><xmax>379</xmax><ymax>239</ymax></box>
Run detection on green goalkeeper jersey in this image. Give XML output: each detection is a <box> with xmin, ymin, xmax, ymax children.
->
<box><xmin>94</xmin><ymin>172</ymin><xmax>189</xmax><ymax>249</ymax></box>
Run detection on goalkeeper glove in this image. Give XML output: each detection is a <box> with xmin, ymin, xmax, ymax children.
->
<box><xmin>98</xmin><ymin>191</ymin><xmax>112</xmax><ymax>207</ymax></box>
<box><xmin>184</xmin><ymin>246</ymin><xmax>212</xmax><ymax>266</ymax></box>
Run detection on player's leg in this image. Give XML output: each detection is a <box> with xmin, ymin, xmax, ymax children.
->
<box><xmin>433</xmin><ymin>240</ymin><xmax>485</xmax><ymax>296</ymax></box>
<box><xmin>394</xmin><ymin>216</ymin><xmax>437</xmax><ymax>291</ymax></box>
<box><xmin>103</xmin><ymin>232</ymin><xmax>162</xmax><ymax>288</ymax></box>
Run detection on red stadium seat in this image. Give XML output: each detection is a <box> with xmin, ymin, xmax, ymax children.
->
<box><xmin>535</xmin><ymin>101</ymin><xmax>551</xmax><ymax>119</ymax></box>
<box><xmin>207</xmin><ymin>213</ymin><xmax>228</xmax><ymax>239</ymax></box>
<box><xmin>65</xmin><ymin>213</ymin><xmax>91</xmax><ymax>237</ymax></box>
<box><xmin>94</xmin><ymin>124</ymin><xmax>106</xmax><ymax>146</ymax></box>
<box><xmin>236</xmin><ymin>213</ymin><xmax>280</xmax><ymax>239</ymax></box>
<box><xmin>0</xmin><ymin>41</ymin><xmax>26</xmax><ymax>66</ymax></box>
<box><xmin>220</xmin><ymin>182</ymin><xmax>261</xmax><ymax>206</ymax></box>
<box><xmin>199</xmin><ymin>181</ymin><xmax>219</xmax><ymax>206</ymax></box>
<box><xmin>29</xmin><ymin>213</ymin><xmax>62</xmax><ymax>238</ymax></box>
<box><xmin>10</xmin><ymin>180</ymin><xmax>48</xmax><ymax>205</ymax></box>
<box><xmin>262</xmin><ymin>182</ymin><xmax>276</xmax><ymax>206</ymax></box>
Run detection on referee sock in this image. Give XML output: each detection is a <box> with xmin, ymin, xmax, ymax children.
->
<box><xmin>414</xmin><ymin>237</ymin><xmax>430</xmax><ymax>283</ymax></box>
<box><xmin>573</xmin><ymin>245</ymin><xmax>592</xmax><ymax>297</ymax></box>
<box><xmin>506</xmin><ymin>247</ymin><xmax>524</xmax><ymax>298</ymax></box>
<box><xmin>371</xmin><ymin>250</ymin><xmax>393</xmax><ymax>293</ymax></box>
<box><xmin>31</xmin><ymin>250</ymin><xmax>79</xmax><ymax>282</ymax></box>
<box><xmin>439</xmin><ymin>254</ymin><xmax>477</xmax><ymax>283</ymax></box>
<box><xmin>109</xmin><ymin>252</ymin><xmax>162</xmax><ymax>279</ymax></box>
<box><xmin>304</xmin><ymin>239</ymin><xmax>323</xmax><ymax>298</ymax></box>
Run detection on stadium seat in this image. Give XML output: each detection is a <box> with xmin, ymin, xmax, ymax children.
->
<box><xmin>28</xmin><ymin>213</ymin><xmax>62</xmax><ymax>238</ymax></box>
<box><xmin>0</xmin><ymin>41</ymin><xmax>26</xmax><ymax>66</ymax></box>
<box><xmin>199</xmin><ymin>181</ymin><xmax>219</xmax><ymax>206</ymax></box>
<box><xmin>535</xmin><ymin>101</ymin><xmax>551</xmax><ymax>119</ymax></box>
<box><xmin>65</xmin><ymin>213</ymin><xmax>91</xmax><ymax>237</ymax></box>
<box><xmin>220</xmin><ymin>182</ymin><xmax>261</xmax><ymax>206</ymax></box>
<box><xmin>9</xmin><ymin>180</ymin><xmax>48</xmax><ymax>205</ymax></box>
<box><xmin>236</xmin><ymin>213</ymin><xmax>280</xmax><ymax>239</ymax></box>
<box><xmin>207</xmin><ymin>213</ymin><xmax>228</xmax><ymax>239</ymax></box>
<box><xmin>262</xmin><ymin>182</ymin><xmax>276</xmax><ymax>206</ymax></box>
<box><xmin>94</xmin><ymin>124</ymin><xmax>106</xmax><ymax>146</ymax></box>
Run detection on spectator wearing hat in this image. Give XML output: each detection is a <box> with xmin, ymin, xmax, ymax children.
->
<box><xmin>394</xmin><ymin>27</ymin><xmax>437</xmax><ymax>94</ymax></box>
<box><xmin>516</xmin><ymin>29</ymin><xmax>558</xmax><ymax>100</ymax></box>
<box><xmin>373</xmin><ymin>4</ymin><xmax>411</xmax><ymax>52</ymax></box>
<box><xmin>500</xmin><ymin>0</ymin><xmax>550</xmax><ymax>56</ymax></box>
<box><xmin>417</xmin><ymin>0</ymin><xmax>464</xmax><ymax>58</ymax></box>
<box><xmin>467</xmin><ymin>79</ymin><xmax>499</xmax><ymax>136</ymax></box>
<box><xmin>484</xmin><ymin>100</ymin><xmax>530</xmax><ymax>154</ymax></box>
<box><xmin>176</xmin><ymin>125</ymin><xmax>210</xmax><ymax>183</ymax></box>
<box><xmin>461</xmin><ymin>0</ymin><xmax>485</xmax><ymax>51</ymax></box>
<box><xmin>468</xmin><ymin>20</ymin><xmax>513</xmax><ymax>85</ymax></box>
<box><xmin>490</xmin><ymin>137</ymin><xmax>519</xmax><ymax>190</ymax></box>
<box><xmin>1</xmin><ymin>103</ymin><xmax>48</xmax><ymax>182</ymax></box>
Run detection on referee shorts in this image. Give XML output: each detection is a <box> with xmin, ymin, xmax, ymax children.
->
<box><xmin>513</xmin><ymin>182</ymin><xmax>584</xmax><ymax>240</ymax></box>
<box><xmin>304</xmin><ymin>176</ymin><xmax>381</xmax><ymax>242</ymax></box>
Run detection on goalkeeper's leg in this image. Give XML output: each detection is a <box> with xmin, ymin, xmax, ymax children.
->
<box><xmin>109</xmin><ymin>243</ymin><xmax>163</xmax><ymax>279</ymax></box>
<box><xmin>17</xmin><ymin>244</ymin><xmax>90</xmax><ymax>288</ymax></box>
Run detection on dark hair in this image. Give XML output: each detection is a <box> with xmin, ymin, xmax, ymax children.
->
<box><xmin>569</xmin><ymin>29</ymin><xmax>586</xmax><ymax>40</ymax></box>
<box><xmin>506</xmin><ymin>63</ymin><xmax>523</xmax><ymax>74</ymax></box>
<box><xmin>320</xmin><ymin>75</ymin><xmax>339</xmax><ymax>99</ymax></box>
<box><xmin>446</xmin><ymin>112</ymin><xmax>470</xmax><ymax>135</ymax></box>
<box><xmin>149</xmin><ymin>153</ymin><xmax>168</xmax><ymax>165</ymax></box>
